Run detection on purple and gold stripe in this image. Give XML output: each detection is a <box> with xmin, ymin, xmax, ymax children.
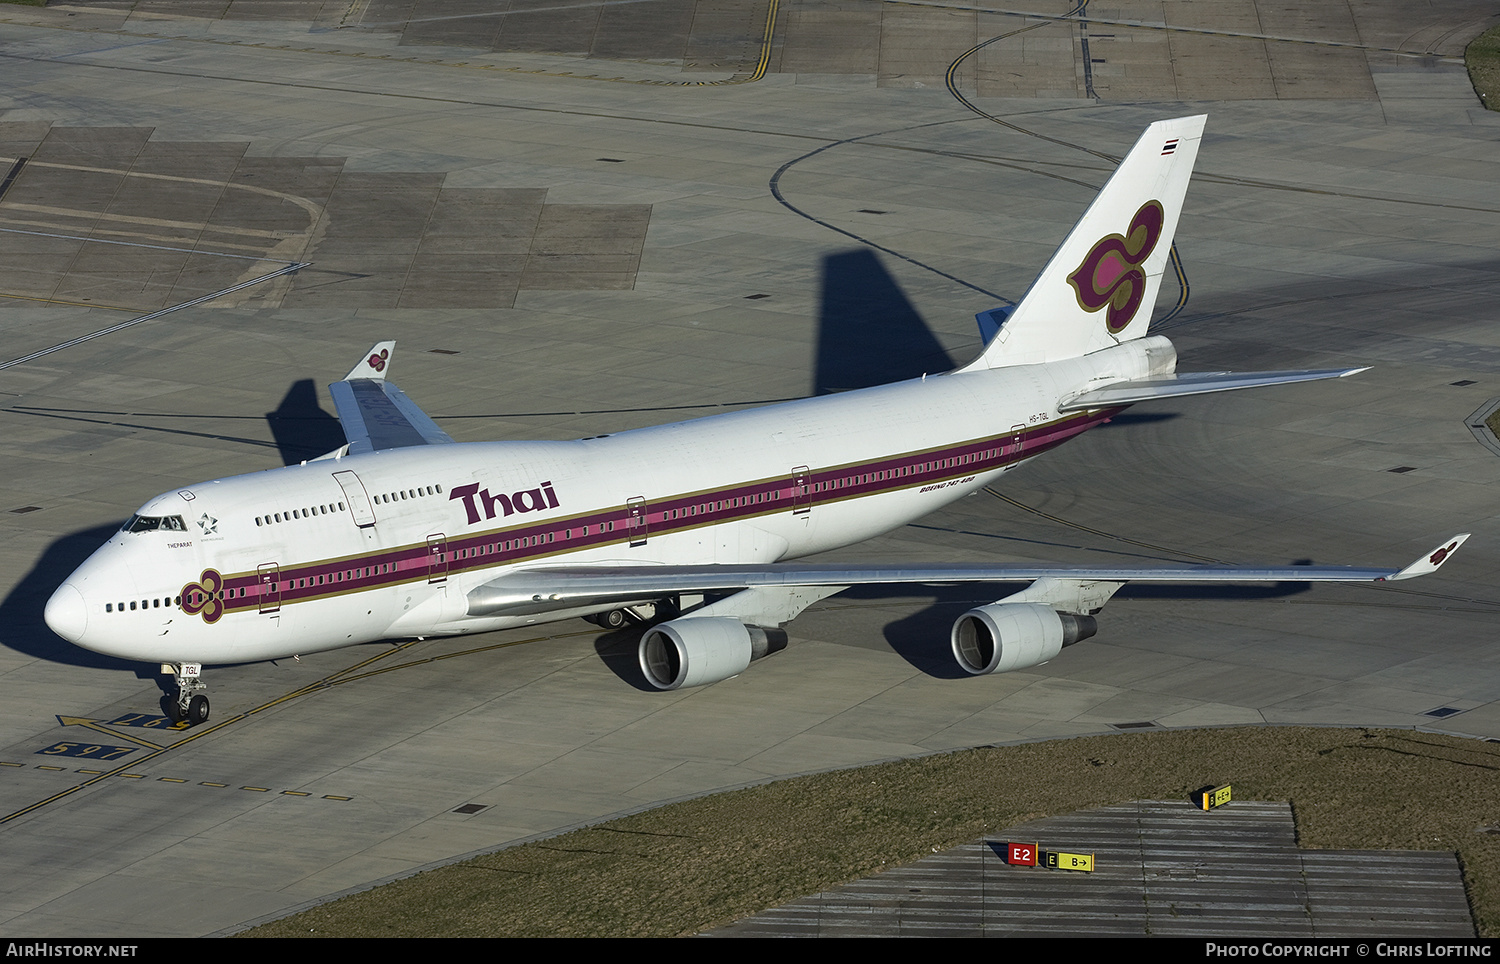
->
<box><xmin>186</xmin><ymin>408</ymin><xmax>1122</xmax><ymax>620</ymax></box>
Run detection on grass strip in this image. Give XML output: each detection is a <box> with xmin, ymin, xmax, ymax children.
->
<box><xmin>1467</xmin><ymin>26</ymin><xmax>1500</xmax><ymax>111</ymax></box>
<box><xmin>1485</xmin><ymin>404</ymin><xmax>1500</xmax><ymax>442</ymax></box>
<box><xmin>243</xmin><ymin>726</ymin><xmax>1500</xmax><ymax>937</ymax></box>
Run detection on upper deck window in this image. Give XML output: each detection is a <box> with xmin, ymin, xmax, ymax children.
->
<box><xmin>122</xmin><ymin>514</ymin><xmax>187</xmax><ymax>533</ymax></box>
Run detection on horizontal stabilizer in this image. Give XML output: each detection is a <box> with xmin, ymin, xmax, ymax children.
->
<box><xmin>1058</xmin><ymin>367</ymin><xmax>1369</xmax><ymax>412</ymax></box>
<box><xmin>975</xmin><ymin>306</ymin><xmax>1014</xmax><ymax>346</ymax></box>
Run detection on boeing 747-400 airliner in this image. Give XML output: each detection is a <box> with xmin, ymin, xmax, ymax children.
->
<box><xmin>44</xmin><ymin>115</ymin><xmax>1467</xmax><ymax>725</ymax></box>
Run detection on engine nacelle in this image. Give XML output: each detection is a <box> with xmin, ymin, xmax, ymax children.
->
<box><xmin>639</xmin><ymin>617</ymin><xmax>787</xmax><ymax>690</ymax></box>
<box><xmin>950</xmin><ymin>602</ymin><xmax>1097</xmax><ymax>676</ymax></box>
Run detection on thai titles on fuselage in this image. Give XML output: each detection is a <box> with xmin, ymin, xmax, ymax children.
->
<box><xmin>449</xmin><ymin>481</ymin><xmax>560</xmax><ymax>525</ymax></box>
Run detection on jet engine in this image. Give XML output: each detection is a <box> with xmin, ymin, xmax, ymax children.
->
<box><xmin>639</xmin><ymin>616</ymin><xmax>788</xmax><ymax>690</ymax></box>
<box><xmin>950</xmin><ymin>602</ymin><xmax>1097</xmax><ymax>675</ymax></box>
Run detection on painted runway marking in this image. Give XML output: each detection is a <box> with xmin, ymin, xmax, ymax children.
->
<box><xmin>55</xmin><ymin>714</ymin><xmax>174</xmax><ymax>747</ymax></box>
<box><xmin>36</xmin><ymin>742</ymin><xmax>135</xmax><ymax>761</ymax></box>
<box><xmin>0</xmin><ymin>261</ymin><xmax>309</xmax><ymax>372</ymax></box>
<box><xmin>106</xmin><ymin>712</ymin><xmax>184</xmax><ymax>730</ymax></box>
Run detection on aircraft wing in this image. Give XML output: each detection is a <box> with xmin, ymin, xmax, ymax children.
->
<box><xmin>328</xmin><ymin>341</ymin><xmax>455</xmax><ymax>455</ymax></box>
<box><xmin>1058</xmin><ymin>368</ymin><xmax>1368</xmax><ymax>412</ymax></box>
<box><xmin>466</xmin><ymin>534</ymin><xmax>1469</xmax><ymax>617</ymax></box>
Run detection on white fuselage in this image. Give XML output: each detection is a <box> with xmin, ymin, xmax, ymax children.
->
<box><xmin>47</xmin><ymin>337</ymin><xmax>1173</xmax><ymax>665</ymax></box>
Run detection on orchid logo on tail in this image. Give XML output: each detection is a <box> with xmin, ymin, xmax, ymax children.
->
<box><xmin>368</xmin><ymin>349</ymin><xmax>389</xmax><ymax>372</ymax></box>
<box><xmin>1067</xmin><ymin>200</ymin><xmax>1165</xmax><ymax>334</ymax></box>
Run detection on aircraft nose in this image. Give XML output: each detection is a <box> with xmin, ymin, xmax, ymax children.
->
<box><xmin>45</xmin><ymin>584</ymin><xmax>88</xmax><ymax>643</ymax></box>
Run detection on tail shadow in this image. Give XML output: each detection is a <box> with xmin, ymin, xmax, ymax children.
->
<box><xmin>815</xmin><ymin>249</ymin><xmax>958</xmax><ymax>394</ymax></box>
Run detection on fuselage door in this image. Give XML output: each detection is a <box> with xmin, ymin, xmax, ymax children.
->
<box><xmin>332</xmin><ymin>470</ymin><xmax>377</xmax><ymax>527</ymax></box>
<box><xmin>257</xmin><ymin>563</ymin><xmax>281</xmax><ymax>614</ymax></box>
<box><xmin>791</xmin><ymin>466</ymin><xmax>812</xmax><ymax>515</ymax></box>
<box><xmin>627</xmin><ymin>497</ymin><xmax>647</xmax><ymax>547</ymax></box>
<box><xmin>1007</xmin><ymin>424</ymin><xmax>1026</xmax><ymax>459</ymax></box>
<box><xmin>427</xmin><ymin>534</ymin><xmax>448</xmax><ymax>584</ymax></box>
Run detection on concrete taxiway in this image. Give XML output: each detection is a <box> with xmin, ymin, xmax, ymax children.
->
<box><xmin>0</xmin><ymin>0</ymin><xmax>1498</xmax><ymax>937</ymax></box>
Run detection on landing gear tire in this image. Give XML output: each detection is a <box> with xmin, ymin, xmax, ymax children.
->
<box><xmin>187</xmin><ymin>695</ymin><xmax>210</xmax><ymax>726</ymax></box>
<box><xmin>585</xmin><ymin>608</ymin><xmax>630</xmax><ymax>630</ymax></box>
<box><xmin>165</xmin><ymin>662</ymin><xmax>208</xmax><ymax>726</ymax></box>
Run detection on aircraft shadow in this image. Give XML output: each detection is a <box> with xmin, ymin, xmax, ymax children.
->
<box><xmin>6</xmin><ymin>379</ymin><xmax>345</xmax><ymax>467</ymax></box>
<box><xmin>0</xmin><ymin>523</ymin><xmax>151</xmax><ymax>675</ymax></box>
<box><xmin>836</xmin><ymin>580</ymin><xmax>1316</xmax><ymax>679</ymax></box>
<box><xmin>584</xmin><ymin>574</ymin><xmax>1317</xmax><ymax>687</ymax></box>
<box><xmin>815</xmin><ymin>249</ymin><xmax>958</xmax><ymax>394</ymax></box>
<box><xmin>1097</xmin><ymin>410</ymin><xmax>1179</xmax><ymax>427</ymax></box>
<box><xmin>810</xmin><ymin>251</ymin><xmax>1185</xmax><ymax>430</ymax></box>
<box><xmin>267</xmin><ymin>378</ymin><xmax>346</xmax><ymax>466</ymax></box>
<box><xmin>594</xmin><ymin>625</ymin><xmax>659</xmax><ymax>691</ymax></box>
<box><xmin>4</xmin><ymin>522</ymin><xmax>329</xmax><ymax>696</ymax></box>
<box><xmin>3</xmin><ymin>378</ymin><xmax>339</xmax><ymax>678</ymax></box>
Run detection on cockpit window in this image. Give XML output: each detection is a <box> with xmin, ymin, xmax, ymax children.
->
<box><xmin>122</xmin><ymin>514</ymin><xmax>187</xmax><ymax>533</ymax></box>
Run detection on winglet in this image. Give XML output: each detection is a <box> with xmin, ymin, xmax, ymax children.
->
<box><xmin>330</xmin><ymin>340</ymin><xmax>455</xmax><ymax>454</ymax></box>
<box><xmin>346</xmin><ymin>341</ymin><xmax>396</xmax><ymax>382</ymax></box>
<box><xmin>1387</xmin><ymin>534</ymin><xmax>1470</xmax><ymax>581</ymax></box>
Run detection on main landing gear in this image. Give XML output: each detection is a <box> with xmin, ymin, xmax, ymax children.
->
<box><xmin>163</xmin><ymin>662</ymin><xmax>210</xmax><ymax>726</ymax></box>
<box><xmin>585</xmin><ymin>608</ymin><xmax>633</xmax><ymax>630</ymax></box>
<box><xmin>584</xmin><ymin>599</ymin><xmax>677</xmax><ymax>631</ymax></box>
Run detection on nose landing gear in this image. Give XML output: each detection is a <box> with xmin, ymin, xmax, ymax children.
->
<box><xmin>163</xmin><ymin>662</ymin><xmax>210</xmax><ymax>726</ymax></box>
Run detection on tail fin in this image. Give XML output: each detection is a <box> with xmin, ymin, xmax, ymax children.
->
<box><xmin>961</xmin><ymin>115</ymin><xmax>1207</xmax><ymax>370</ymax></box>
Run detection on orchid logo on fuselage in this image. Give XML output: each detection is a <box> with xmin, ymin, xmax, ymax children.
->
<box><xmin>450</xmin><ymin>481</ymin><xmax>560</xmax><ymax>525</ymax></box>
<box><xmin>181</xmin><ymin>568</ymin><xmax>226</xmax><ymax>624</ymax></box>
<box><xmin>1067</xmin><ymin>200</ymin><xmax>1164</xmax><ymax>334</ymax></box>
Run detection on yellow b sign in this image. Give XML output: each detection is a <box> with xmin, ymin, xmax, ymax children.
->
<box><xmin>1043</xmin><ymin>850</ymin><xmax>1095</xmax><ymax>872</ymax></box>
<box><xmin>1199</xmin><ymin>784</ymin><xmax>1232</xmax><ymax>810</ymax></box>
